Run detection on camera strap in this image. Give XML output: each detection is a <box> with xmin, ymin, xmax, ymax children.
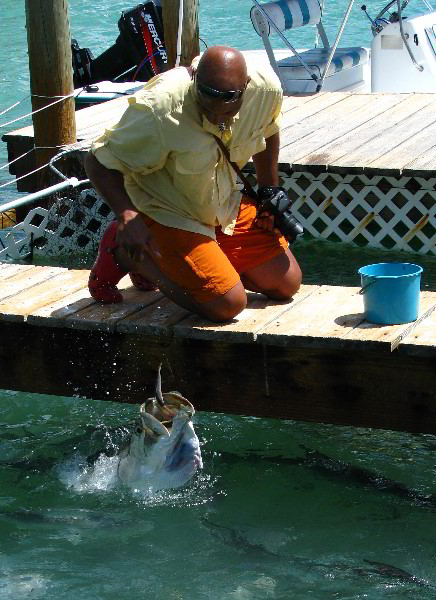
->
<box><xmin>213</xmin><ymin>135</ymin><xmax>257</xmax><ymax>200</ymax></box>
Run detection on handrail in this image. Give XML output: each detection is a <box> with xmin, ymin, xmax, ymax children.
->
<box><xmin>0</xmin><ymin>178</ymin><xmax>89</xmax><ymax>215</ymax></box>
<box><xmin>397</xmin><ymin>0</ymin><xmax>425</xmax><ymax>71</ymax></box>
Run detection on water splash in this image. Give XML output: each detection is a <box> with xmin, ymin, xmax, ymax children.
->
<box><xmin>57</xmin><ymin>452</ymin><xmax>119</xmax><ymax>493</ymax></box>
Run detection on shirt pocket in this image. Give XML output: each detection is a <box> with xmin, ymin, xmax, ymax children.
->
<box><xmin>174</xmin><ymin>149</ymin><xmax>217</xmax><ymax>175</ymax></box>
<box><xmin>172</xmin><ymin>150</ymin><xmax>218</xmax><ymax>206</ymax></box>
<box><xmin>229</xmin><ymin>126</ymin><xmax>266</xmax><ymax>164</ymax></box>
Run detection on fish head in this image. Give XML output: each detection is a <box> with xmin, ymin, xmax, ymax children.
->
<box><xmin>118</xmin><ymin>395</ymin><xmax>201</xmax><ymax>490</ymax></box>
<box><xmin>141</xmin><ymin>391</ymin><xmax>195</xmax><ymax>427</ymax></box>
<box><xmin>120</xmin><ymin>411</ymin><xmax>170</xmax><ymax>470</ymax></box>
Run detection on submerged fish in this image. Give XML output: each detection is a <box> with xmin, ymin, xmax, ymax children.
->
<box><xmin>117</xmin><ymin>365</ymin><xmax>202</xmax><ymax>490</ymax></box>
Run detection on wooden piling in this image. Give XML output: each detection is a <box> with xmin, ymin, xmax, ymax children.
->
<box><xmin>25</xmin><ymin>0</ymin><xmax>76</xmax><ymax>197</ymax></box>
<box><xmin>162</xmin><ymin>0</ymin><xmax>200</xmax><ymax>68</ymax></box>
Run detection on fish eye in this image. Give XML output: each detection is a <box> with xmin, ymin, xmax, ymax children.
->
<box><xmin>136</xmin><ymin>426</ymin><xmax>143</xmax><ymax>434</ymax></box>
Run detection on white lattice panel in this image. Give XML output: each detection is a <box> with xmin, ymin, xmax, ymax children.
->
<box><xmin>0</xmin><ymin>188</ymin><xmax>114</xmax><ymax>260</ymax></box>
<box><xmin>1</xmin><ymin>173</ymin><xmax>435</xmax><ymax>260</ymax></box>
<box><xmin>282</xmin><ymin>171</ymin><xmax>436</xmax><ymax>255</ymax></box>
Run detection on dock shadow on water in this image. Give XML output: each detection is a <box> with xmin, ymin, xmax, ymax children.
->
<box><xmin>0</xmin><ymin>389</ymin><xmax>435</xmax><ymax>600</ymax></box>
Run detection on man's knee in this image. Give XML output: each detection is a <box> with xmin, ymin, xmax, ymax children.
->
<box><xmin>200</xmin><ymin>283</ymin><xmax>247</xmax><ymax>322</ymax></box>
<box><xmin>262</xmin><ymin>260</ymin><xmax>302</xmax><ymax>301</ymax></box>
<box><xmin>270</xmin><ymin>270</ymin><xmax>302</xmax><ymax>300</ymax></box>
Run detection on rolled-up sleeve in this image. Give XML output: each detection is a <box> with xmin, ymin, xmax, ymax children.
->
<box><xmin>91</xmin><ymin>96</ymin><xmax>167</xmax><ymax>175</ymax></box>
<box><xmin>263</xmin><ymin>88</ymin><xmax>283</xmax><ymax>140</ymax></box>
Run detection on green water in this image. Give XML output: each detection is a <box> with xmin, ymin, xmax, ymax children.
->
<box><xmin>291</xmin><ymin>238</ymin><xmax>436</xmax><ymax>290</ymax></box>
<box><xmin>2</xmin><ymin>2</ymin><xmax>436</xmax><ymax>597</ymax></box>
<box><xmin>1</xmin><ymin>390</ymin><xmax>435</xmax><ymax>600</ymax></box>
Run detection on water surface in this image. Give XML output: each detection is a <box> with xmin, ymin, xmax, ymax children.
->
<box><xmin>1</xmin><ymin>390</ymin><xmax>435</xmax><ymax>599</ymax></box>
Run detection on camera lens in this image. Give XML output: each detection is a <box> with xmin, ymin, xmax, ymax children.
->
<box><xmin>279</xmin><ymin>210</ymin><xmax>304</xmax><ymax>243</ymax></box>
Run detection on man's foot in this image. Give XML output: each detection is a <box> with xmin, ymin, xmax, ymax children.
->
<box><xmin>88</xmin><ymin>221</ymin><xmax>126</xmax><ymax>303</ymax></box>
<box><xmin>129</xmin><ymin>271</ymin><xmax>158</xmax><ymax>292</ymax></box>
<box><xmin>89</xmin><ymin>221</ymin><xmax>158</xmax><ymax>303</ymax></box>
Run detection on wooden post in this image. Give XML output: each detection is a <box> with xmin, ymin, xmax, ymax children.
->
<box><xmin>25</xmin><ymin>0</ymin><xmax>76</xmax><ymax>193</ymax></box>
<box><xmin>162</xmin><ymin>0</ymin><xmax>200</xmax><ymax>69</ymax></box>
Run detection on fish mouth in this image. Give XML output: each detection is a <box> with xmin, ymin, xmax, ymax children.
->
<box><xmin>140</xmin><ymin>392</ymin><xmax>195</xmax><ymax>432</ymax></box>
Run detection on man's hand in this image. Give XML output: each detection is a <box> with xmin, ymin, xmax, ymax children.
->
<box><xmin>255</xmin><ymin>210</ymin><xmax>281</xmax><ymax>235</ymax></box>
<box><xmin>116</xmin><ymin>209</ymin><xmax>161</xmax><ymax>263</ymax></box>
<box><xmin>84</xmin><ymin>152</ymin><xmax>162</xmax><ymax>263</ymax></box>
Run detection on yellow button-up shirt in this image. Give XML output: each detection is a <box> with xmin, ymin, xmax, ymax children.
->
<box><xmin>91</xmin><ymin>61</ymin><xmax>282</xmax><ymax>238</ymax></box>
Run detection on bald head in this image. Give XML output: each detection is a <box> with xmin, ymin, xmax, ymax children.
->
<box><xmin>197</xmin><ymin>46</ymin><xmax>248</xmax><ymax>91</ymax></box>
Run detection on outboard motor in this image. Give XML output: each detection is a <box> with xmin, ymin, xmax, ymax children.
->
<box><xmin>72</xmin><ymin>1</ymin><xmax>168</xmax><ymax>87</ymax></box>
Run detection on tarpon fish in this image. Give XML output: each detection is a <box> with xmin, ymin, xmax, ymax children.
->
<box><xmin>117</xmin><ymin>365</ymin><xmax>202</xmax><ymax>490</ymax></box>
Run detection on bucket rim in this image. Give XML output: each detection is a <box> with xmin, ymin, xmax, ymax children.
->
<box><xmin>357</xmin><ymin>262</ymin><xmax>423</xmax><ymax>278</ymax></box>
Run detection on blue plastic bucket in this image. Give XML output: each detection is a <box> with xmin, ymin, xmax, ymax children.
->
<box><xmin>358</xmin><ymin>262</ymin><xmax>423</xmax><ymax>325</ymax></box>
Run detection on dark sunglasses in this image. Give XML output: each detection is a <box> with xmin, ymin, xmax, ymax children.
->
<box><xmin>196</xmin><ymin>77</ymin><xmax>246</xmax><ymax>103</ymax></box>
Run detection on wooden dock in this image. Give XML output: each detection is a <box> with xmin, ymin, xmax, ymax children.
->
<box><xmin>0</xmin><ymin>263</ymin><xmax>435</xmax><ymax>433</ymax></box>
<box><xmin>3</xmin><ymin>87</ymin><xmax>435</xmax><ymax>254</ymax></box>
<box><xmin>3</xmin><ymin>90</ymin><xmax>436</xmax><ymax>191</ymax></box>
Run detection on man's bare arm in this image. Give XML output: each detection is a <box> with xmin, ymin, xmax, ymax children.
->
<box><xmin>252</xmin><ymin>131</ymin><xmax>280</xmax><ymax>187</ymax></box>
<box><xmin>251</xmin><ymin>132</ymin><xmax>281</xmax><ymax>233</ymax></box>
<box><xmin>84</xmin><ymin>152</ymin><xmax>160</xmax><ymax>261</ymax></box>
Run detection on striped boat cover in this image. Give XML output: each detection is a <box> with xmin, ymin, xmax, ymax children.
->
<box><xmin>252</xmin><ymin>0</ymin><xmax>322</xmax><ymax>34</ymax></box>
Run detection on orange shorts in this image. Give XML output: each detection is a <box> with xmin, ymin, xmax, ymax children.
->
<box><xmin>143</xmin><ymin>196</ymin><xmax>288</xmax><ymax>304</ymax></box>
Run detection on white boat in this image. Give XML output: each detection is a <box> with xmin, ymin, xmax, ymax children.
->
<box><xmin>70</xmin><ymin>0</ymin><xmax>436</xmax><ymax>101</ymax></box>
<box><xmin>249</xmin><ymin>0</ymin><xmax>436</xmax><ymax>94</ymax></box>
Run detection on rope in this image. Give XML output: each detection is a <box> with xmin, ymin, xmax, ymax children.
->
<box><xmin>0</xmin><ymin>141</ymin><xmax>88</xmax><ymax>189</ymax></box>
<box><xmin>0</xmin><ymin>95</ymin><xmax>31</xmax><ymax>117</ymax></box>
<box><xmin>175</xmin><ymin>0</ymin><xmax>184</xmax><ymax>67</ymax></box>
<box><xmin>0</xmin><ymin>148</ymin><xmax>34</xmax><ymax>171</ymax></box>
<box><xmin>0</xmin><ymin>162</ymin><xmax>49</xmax><ymax>189</ymax></box>
<box><xmin>0</xmin><ymin>93</ymin><xmax>75</xmax><ymax>128</ymax></box>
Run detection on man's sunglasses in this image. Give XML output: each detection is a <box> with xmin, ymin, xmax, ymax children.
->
<box><xmin>196</xmin><ymin>77</ymin><xmax>246</xmax><ymax>103</ymax></box>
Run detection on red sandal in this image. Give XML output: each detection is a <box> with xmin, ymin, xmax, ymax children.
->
<box><xmin>89</xmin><ymin>221</ymin><xmax>157</xmax><ymax>303</ymax></box>
<box><xmin>88</xmin><ymin>221</ymin><xmax>125</xmax><ymax>303</ymax></box>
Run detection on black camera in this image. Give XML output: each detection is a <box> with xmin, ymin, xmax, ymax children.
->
<box><xmin>257</xmin><ymin>186</ymin><xmax>304</xmax><ymax>244</ymax></box>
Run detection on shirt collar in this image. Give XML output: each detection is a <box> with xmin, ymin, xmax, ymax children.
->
<box><xmin>189</xmin><ymin>81</ymin><xmax>240</xmax><ymax>138</ymax></box>
<box><xmin>201</xmin><ymin>113</ymin><xmax>239</xmax><ymax>141</ymax></box>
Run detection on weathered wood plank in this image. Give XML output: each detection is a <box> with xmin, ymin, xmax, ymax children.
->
<box><xmin>366</xmin><ymin>120</ymin><xmax>436</xmax><ymax>173</ymax></box>
<box><xmin>0</xmin><ymin>263</ymin><xmax>35</xmax><ymax>278</ymax></box>
<box><xmin>331</xmin><ymin>100</ymin><xmax>436</xmax><ymax>173</ymax></box>
<box><xmin>280</xmin><ymin>93</ymin><xmax>409</xmax><ymax>170</ymax></box>
<box><xmin>0</xmin><ymin>268</ymin><xmax>89</xmax><ymax>322</ymax></box>
<box><xmin>28</xmin><ymin>292</ymin><xmax>96</xmax><ymax>327</ymax></box>
<box><xmin>280</xmin><ymin>91</ymin><xmax>352</xmax><ymax>125</ymax></box>
<box><xmin>0</xmin><ymin>265</ymin><xmax>66</xmax><ymax>303</ymax></box>
<box><xmin>2</xmin><ymin>95</ymin><xmax>129</xmax><ymax>145</ymax></box>
<box><xmin>173</xmin><ymin>285</ymin><xmax>319</xmax><ymax>343</ymax></box>
<box><xmin>402</xmin><ymin>142</ymin><xmax>436</xmax><ymax>177</ymax></box>
<box><xmin>257</xmin><ymin>285</ymin><xmax>364</xmax><ymax>347</ymax></box>
<box><xmin>342</xmin><ymin>291</ymin><xmax>436</xmax><ymax>351</ymax></box>
<box><xmin>4</xmin><ymin>92</ymin><xmax>436</xmax><ymax>176</ymax></box>
<box><xmin>118</xmin><ymin>296</ymin><xmax>190</xmax><ymax>336</ymax></box>
<box><xmin>64</xmin><ymin>286</ymin><xmax>163</xmax><ymax>331</ymax></box>
<box><xmin>398</xmin><ymin>302</ymin><xmax>436</xmax><ymax>352</ymax></box>
<box><xmin>280</xmin><ymin>93</ymin><xmax>382</xmax><ymax>150</ymax></box>
<box><xmin>0</xmin><ymin>320</ymin><xmax>434</xmax><ymax>433</ymax></box>
<box><xmin>264</xmin><ymin>344</ymin><xmax>436</xmax><ymax>433</ymax></box>
<box><xmin>290</xmin><ymin>94</ymin><xmax>433</xmax><ymax>172</ymax></box>
<box><xmin>391</xmin><ymin>302</ymin><xmax>436</xmax><ymax>352</ymax></box>
<box><xmin>281</xmin><ymin>91</ymin><xmax>330</xmax><ymax>114</ymax></box>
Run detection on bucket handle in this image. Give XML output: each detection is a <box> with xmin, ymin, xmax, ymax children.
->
<box><xmin>359</xmin><ymin>277</ymin><xmax>377</xmax><ymax>295</ymax></box>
